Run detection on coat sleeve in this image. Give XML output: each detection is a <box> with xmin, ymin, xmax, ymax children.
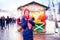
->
<box><xmin>21</xmin><ymin>18</ymin><xmax>27</xmax><ymax>29</ymax></box>
<box><xmin>29</xmin><ymin>20</ymin><xmax>35</xmax><ymax>26</ymax></box>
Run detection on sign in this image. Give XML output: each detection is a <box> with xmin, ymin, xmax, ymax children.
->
<box><xmin>30</xmin><ymin>5</ymin><xmax>45</xmax><ymax>12</ymax></box>
<box><xmin>34</xmin><ymin>23</ymin><xmax>45</xmax><ymax>31</ymax></box>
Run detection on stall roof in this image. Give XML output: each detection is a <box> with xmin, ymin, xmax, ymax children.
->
<box><xmin>17</xmin><ymin>1</ymin><xmax>49</xmax><ymax>10</ymax></box>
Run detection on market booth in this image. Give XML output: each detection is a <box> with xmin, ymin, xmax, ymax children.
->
<box><xmin>17</xmin><ymin>1</ymin><xmax>49</xmax><ymax>33</ymax></box>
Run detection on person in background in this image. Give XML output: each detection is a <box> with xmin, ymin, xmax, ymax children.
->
<box><xmin>0</xmin><ymin>17</ymin><xmax>1</xmax><ymax>27</ymax></box>
<box><xmin>0</xmin><ymin>16</ymin><xmax>5</xmax><ymax>30</ymax></box>
<box><xmin>21</xmin><ymin>8</ymin><xmax>35</xmax><ymax>40</ymax></box>
<box><xmin>9</xmin><ymin>17</ymin><xmax>12</xmax><ymax>25</ymax></box>
<box><xmin>17</xmin><ymin>18</ymin><xmax>23</xmax><ymax>32</ymax></box>
<box><xmin>11</xmin><ymin>17</ymin><xmax>16</xmax><ymax>26</ymax></box>
<box><xmin>6</xmin><ymin>16</ymin><xmax>10</xmax><ymax>29</ymax></box>
<box><xmin>17</xmin><ymin>18</ymin><xmax>20</xmax><ymax>26</ymax></box>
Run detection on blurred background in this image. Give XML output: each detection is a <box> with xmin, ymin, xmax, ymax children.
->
<box><xmin>0</xmin><ymin>0</ymin><xmax>60</xmax><ymax>40</ymax></box>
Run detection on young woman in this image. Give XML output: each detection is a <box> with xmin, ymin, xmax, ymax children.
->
<box><xmin>21</xmin><ymin>8</ymin><xmax>35</xmax><ymax>40</ymax></box>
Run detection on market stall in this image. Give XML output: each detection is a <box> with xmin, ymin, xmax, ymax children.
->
<box><xmin>17</xmin><ymin>1</ymin><xmax>49</xmax><ymax>33</ymax></box>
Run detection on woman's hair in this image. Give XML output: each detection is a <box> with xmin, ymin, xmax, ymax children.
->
<box><xmin>24</xmin><ymin>8</ymin><xmax>30</xmax><ymax>14</ymax></box>
<box><xmin>32</xmin><ymin>17</ymin><xmax>35</xmax><ymax>20</ymax></box>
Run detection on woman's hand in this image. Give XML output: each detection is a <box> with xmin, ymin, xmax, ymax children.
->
<box><xmin>26</xmin><ymin>17</ymin><xmax>32</xmax><ymax>21</ymax></box>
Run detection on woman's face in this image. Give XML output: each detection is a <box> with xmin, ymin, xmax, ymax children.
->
<box><xmin>24</xmin><ymin>10</ymin><xmax>29</xmax><ymax>16</ymax></box>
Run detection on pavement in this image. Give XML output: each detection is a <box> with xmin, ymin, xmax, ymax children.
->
<box><xmin>0</xmin><ymin>23</ymin><xmax>60</xmax><ymax>40</ymax></box>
